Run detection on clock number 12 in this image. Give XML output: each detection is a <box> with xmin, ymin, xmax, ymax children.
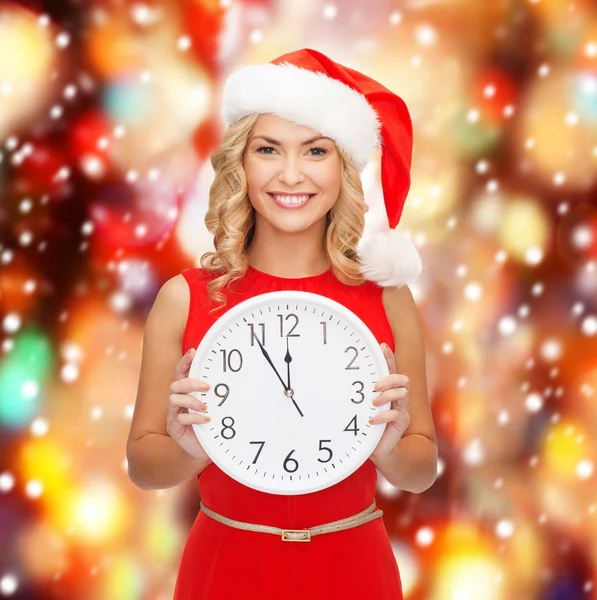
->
<box><xmin>277</xmin><ymin>314</ymin><xmax>300</xmax><ymax>337</ymax></box>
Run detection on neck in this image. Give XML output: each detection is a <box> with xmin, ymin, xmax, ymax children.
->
<box><xmin>246</xmin><ymin>218</ymin><xmax>330</xmax><ymax>277</ymax></box>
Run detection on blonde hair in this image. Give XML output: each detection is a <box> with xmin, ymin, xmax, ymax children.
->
<box><xmin>200</xmin><ymin>113</ymin><xmax>368</xmax><ymax>313</ymax></box>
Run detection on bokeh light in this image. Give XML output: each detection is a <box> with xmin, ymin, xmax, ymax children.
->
<box><xmin>1</xmin><ymin>0</ymin><xmax>597</xmax><ymax>598</ymax></box>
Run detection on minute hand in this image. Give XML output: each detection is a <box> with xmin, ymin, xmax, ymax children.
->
<box><xmin>255</xmin><ymin>338</ymin><xmax>289</xmax><ymax>391</ymax></box>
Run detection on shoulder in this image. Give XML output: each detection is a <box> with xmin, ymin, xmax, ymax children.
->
<box><xmin>147</xmin><ymin>273</ymin><xmax>191</xmax><ymax>341</ymax></box>
<box><xmin>381</xmin><ymin>284</ymin><xmax>422</xmax><ymax>337</ymax></box>
<box><xmin>157</xmin><ymin>267</ymin><xmax>219</xmax><ymax>310</ymax></box>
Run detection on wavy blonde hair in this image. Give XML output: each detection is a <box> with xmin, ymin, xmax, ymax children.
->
<box><xmin>200</xmin><ymin>113</ymin><xmax>368</xmax><ymax>313</ymax></box>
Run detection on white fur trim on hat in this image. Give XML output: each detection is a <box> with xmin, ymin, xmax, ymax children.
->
<box><xmin>221</xmin><ymin>62</ymin><xmax>381</xmax><ymax>170</ymax></box>
<box><xmin>357</xmin><ymin>229</ymin><xmax>422</xmax><ymax>288</ymax></box>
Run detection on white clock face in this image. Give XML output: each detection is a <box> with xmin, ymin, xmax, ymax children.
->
<box><xmin>189</xmin><ymin>290</ymin><xmax>389</xmax><ymax>495</ymax></box>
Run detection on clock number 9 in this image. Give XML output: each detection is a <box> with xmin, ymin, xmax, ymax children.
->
<box><xmin>214</xmin><ymin>383</ymin><xmax>230</xmax><ymax>406</ymax></box>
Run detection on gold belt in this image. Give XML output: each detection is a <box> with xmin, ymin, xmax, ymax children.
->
<box><xmin>199</xmin><ymin>499</ymin><xmax>383</xmax><ymax>542</ymax></box>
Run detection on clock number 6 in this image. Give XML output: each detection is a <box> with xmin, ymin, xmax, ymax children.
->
<box><xmin>283</xmin><ymin>449</ymin><xmax>299</xmax><ymax>473</ymax></box>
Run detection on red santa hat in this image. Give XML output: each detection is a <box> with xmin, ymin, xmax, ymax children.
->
<box><xmin>221</xmin><ymin>48</ymin><xmax>422</xmax><ymax>288</ymax></box>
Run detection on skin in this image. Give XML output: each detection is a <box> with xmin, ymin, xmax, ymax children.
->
<box><xmin>242</xmin><ymin>113</ymin><xmax>340</xmax><ymax>276</ymax></box>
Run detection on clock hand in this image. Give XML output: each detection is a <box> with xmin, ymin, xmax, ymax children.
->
<box><xmin>254</xmin><ymin>337</ymin><xmax>304</xmax><ymax>417</ymax></box>
<box><xmin>284</xmin><ymin>337</ymin><xmax>292</xmax><ymax>390</ymax></box>
<box><xmin>254</xmin><ymin>337</ymin><xmax>289</xmax><ymax>392</ymax></box>
<box><xmin>286</xmin><ymin>388</ymin><xmax>304</xmax><ymax>418</ymax></box>
<box><xmin>283</xmin><ymin>338</ymin><xmax>304</xmax><ymax>417</ymax></box>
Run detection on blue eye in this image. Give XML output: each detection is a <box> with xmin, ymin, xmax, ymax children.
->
<box><xmin>255</xmin><ymin>146</ymin><xmax>328</xmax><ymax>156</ymax></box>
<box><xmin>309</xmin><ymin>147</ymin><xmax>328</xmax><ymax>156</ymax></box>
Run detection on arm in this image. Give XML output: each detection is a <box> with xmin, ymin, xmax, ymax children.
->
<box><xmin>370</xmin><ymin>284</ymin><xmax>438</xmax><ymax>494</ymax></box>
<box><xmin>126</xmin><ymin>274</ymin><xmax>210</xmax><ymax>490</ymax></box>
<box><xmin>371</xmin><ymin>433</ymin><xmax>438</xmax><ymax>494</ymax></box>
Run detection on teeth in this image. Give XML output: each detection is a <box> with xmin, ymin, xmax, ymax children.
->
<box><xmin>272</xmin><ymin>194</ymin><xmax>311</xmax><ymax>205</ymax></box>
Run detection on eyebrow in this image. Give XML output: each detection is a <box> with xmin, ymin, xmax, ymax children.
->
<box><xmin>249</xmin><ymin>135</ymin><xmax>334</xmax><ymax>146</ymax></box>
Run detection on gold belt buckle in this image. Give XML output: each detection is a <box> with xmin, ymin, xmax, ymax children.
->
<box><xmin>281</xmin><ymin>528</ymin><xmax>312</xmax><ymax>542</ymax></box>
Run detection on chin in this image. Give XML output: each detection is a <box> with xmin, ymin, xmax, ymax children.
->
<box><xmin>271</xmin><ymin>221</ymin><xmax>313</xmax><ymax>234</ymax></box>
<box><xmin>272</xmin><ymin>212</ymin><xmax>328</xmax><ymax>232</ymax></box>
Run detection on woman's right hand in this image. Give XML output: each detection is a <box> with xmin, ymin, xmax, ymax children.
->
<box><xmin>166</xmin><ymin>347</ymin><xmax>213</xmax><ymax>462</ymax></box>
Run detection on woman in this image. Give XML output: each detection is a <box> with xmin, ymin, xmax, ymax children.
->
<box><xmin>126</xmin><ymin>48</ymin><xmax>438</xmax><ymax>599</ymax></box>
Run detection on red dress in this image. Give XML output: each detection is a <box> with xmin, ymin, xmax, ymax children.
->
<box><xmin>173</xmin><ymin>265</ymin><xmax>404</xmax><ymax>600</ymax></box>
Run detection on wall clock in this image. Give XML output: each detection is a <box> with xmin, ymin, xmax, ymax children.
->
<box><xmin>189</xmin><ymin>290</ymin><xmax>389</xmax><ymax>495</ymax></box>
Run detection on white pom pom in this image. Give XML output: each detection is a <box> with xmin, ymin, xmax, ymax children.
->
<box><xmin>357</xmin><ymin>229</ymin><xmax>422</xmax><ymax>288</ymax></box>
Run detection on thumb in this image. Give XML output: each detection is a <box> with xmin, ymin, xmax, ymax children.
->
<box><xmin>177</xmin><ymin>348</ymin><xmax>195</xmax><ymax>377</ymax></box>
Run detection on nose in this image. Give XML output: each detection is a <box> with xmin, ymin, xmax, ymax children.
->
<box><xmin>277</xmin><ymin>154</ymin><xmax>305</xmax><ymax>186</ymax></box>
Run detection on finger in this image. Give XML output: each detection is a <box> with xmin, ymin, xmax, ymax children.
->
<box><xmin>169</xmin><ymin>393</ymin><xmax>208</xmax><ymax>412</ymax></box>
<box><xmin>372</xmin><ymin>386</ymin><xmax>408</xmax><ymax>406</ymax></box>
<box><xmin>175</xmin><ymin>348</ymin><xmax>196</xmax><ymax>378</ymax></box>
<box><xmin>171</xmin><ymin>378</ymin><xmax>210</xmax><ymax>394</ymax></box>
<box><xmin>177</xmin><ymin>412</ymin><xmax>211</xmax><ymax>425</ymax></box>
<box><xmin>374</xmin><ymin>373</ymin><xmax>409</xmax><ymax>392</ymax></box>
<box><xmin>380</xmin><ymin>342</ymin><xmax>396</xmax><ymax>375</ymax></box>
<box><xmin>369</xmin><ymin>409</ymin><xmax>410</xmax><ymax>427</ymax></box>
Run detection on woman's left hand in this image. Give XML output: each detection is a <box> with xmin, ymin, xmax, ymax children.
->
<box><xmin>369</xmin><ymin>343</ymin><xmax>410</xmax><ymax>462</ymax></box>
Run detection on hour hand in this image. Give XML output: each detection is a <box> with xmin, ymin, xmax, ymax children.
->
<box><xmin>284</xmin><ymin>337</ymin><xmax>292</xmax><ymax>390</ymax></box>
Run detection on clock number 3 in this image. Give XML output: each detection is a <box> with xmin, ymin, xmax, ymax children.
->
<box><xmin>350</xmin><ymin>381</ymin><xmax>365</xmax><ymax>404</ymax></box>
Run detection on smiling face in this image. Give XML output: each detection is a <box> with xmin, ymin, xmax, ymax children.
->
<box><xmin>242</xmin><ymin>113</ymin><xmax>342</xmax><ymax>235</ymax></box>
